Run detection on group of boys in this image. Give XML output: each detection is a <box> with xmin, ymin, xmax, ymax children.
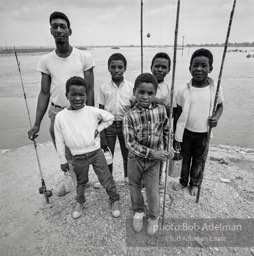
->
<box><xmin>28</xmin><ymin>11</ymin><xmax>223</xmax><ymax>236</ymax></box>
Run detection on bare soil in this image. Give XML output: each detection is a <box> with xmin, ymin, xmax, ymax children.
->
<box><xmin>0</xmin><ymin>142</ymin><xmax>254</xmax><ymax>256</ymax></box>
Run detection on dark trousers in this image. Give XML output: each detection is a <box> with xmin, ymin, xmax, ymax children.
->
<box><xmin>73</xmin><ymin>148</ymin><xmax>120</xmax><ymax>203</ymax></box>
<box><xmin>105</xmin><ymin>121</ymin><xmax>128</xmax><ymax>177</ymax></box>
<box><xmin>180</xmin><ymin>129</ymin><xmax>208</xmax><ymax>187</ymax></box>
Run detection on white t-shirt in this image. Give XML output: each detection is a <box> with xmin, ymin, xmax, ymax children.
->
<box><xmin>37</xmin><ymin>47</ymin><xmax>95</xmax><ymax>107</ymax></box>
<box><xmin>54</xmin><ymin>106</ymin><xmax>114</xmax><ymax>164</ymax></box>
<box><xmin>186</xmin><ymin>86</ymin><xmax>210</xmax><ymax>133</ymax></box>
<box><xmin>98</xmin><ymin>79</ymin><xmax>134</xmax><ymax>121</ymax></box>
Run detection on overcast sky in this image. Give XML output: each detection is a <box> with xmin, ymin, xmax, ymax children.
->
<box><xmin>0</xmin><ymin>0</ymin><xmax>253</xmax><ymax>47</ymax></box>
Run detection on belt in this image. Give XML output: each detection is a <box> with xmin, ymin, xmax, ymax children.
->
<box><xmin>51</xmin><ymin>102</ymin><xmax>64</xmax><ymax>109</ymax></box>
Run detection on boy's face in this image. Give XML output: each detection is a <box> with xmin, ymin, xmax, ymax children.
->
<box><xmin>108</xmin><ymin>60</ymin><xmax>126</xmax><ymax>82</ymax></box>
<box><xmin>66</xmin><ymin>85</ymin><xmax>87</xmax><ymax>110</ymax></box>
<box><xmin>151</xmin><ymin>58</ymin><xmax>170</xmax><ymax>83</ymax></box>
<box><xmin>134</xmin><ymin>82</ymin><xmax>156</xmax><ymax>108</ymax></box>
<box><xmin>50</xmin><ymin>18</ymin><xmax>72</xmax><ymax>44</ymax></box>
<box><xmin>189</xmin><ymin>56</ymin><xmax>213</xmax><ymax>84</ymax></box>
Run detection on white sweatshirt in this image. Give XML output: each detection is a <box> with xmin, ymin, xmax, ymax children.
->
<box><xmin>54</xmin><ymin>106</ymin><xmax>114</xmax><ymax>164</ymax></box>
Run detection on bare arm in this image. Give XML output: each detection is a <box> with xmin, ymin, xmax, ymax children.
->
<box><xmin>28</xmin><ymin>72</ymin><xmax>51</xmax><ymax>140</ymax></box>
<box><xmin>99</xmin><ymin>104</ymin><xmax>108</xmax><ymax>150</ymax></box>
<box><xmin>84</xmin><ymin>67</ymin><xmax>94</xmax><ymax>106</ymax></box>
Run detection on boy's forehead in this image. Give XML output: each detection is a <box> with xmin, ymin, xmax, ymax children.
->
<box><xmin>192</xmin><ymin>56</ymin><xmax>209</xmax><ymax>63</ymax></box>
<box><xmin>136</xmin><ymin>82</ymin><xmax>156</xmax><ymax>91</ymax></box>
<box><xmin>109</xmin><ymin>60</ymin><xmax>124</xmax><ymax>66</ymax></box>
<box><xmin>51</xmin><ymin>18</ymin><xmax>68</xmax><ymax>26</ymax></box>
<box><xmin>153</xmin><ymin>58</ymin><xmax>169</xmax><ymax>65</ymax></box>
<box><xmin>69</xmin><ymin>84</ymin><xmax>86</xmax><ymax>91</ymax></box>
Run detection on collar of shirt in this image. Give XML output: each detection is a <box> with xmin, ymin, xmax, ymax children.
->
<box><xmin>111</xmin><ymin>79</ymin><xmax>125</xmax><ymax>88</ymax></box>
<box><xmin>188</xmin><ymin>77</ymin><xmax>214</xmax><ymax>89</ymax></box>
<box><xmin>134</xmin><ymin>102</ymin><xmax>158</xmax><ymax>112</ymax></box>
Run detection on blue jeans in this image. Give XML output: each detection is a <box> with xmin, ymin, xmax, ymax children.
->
<box><xmin>73</xmin><ymin>148</ymin><xmax>120</xmax><ymax>203</ymax></box>
<box><xmin>180</xmin><ymin>129</ymin><xmax>208</xmax><ymax>187</ymax></box>
<box><xmin>128</xmin><ymin>154</ymin><xmax>160</xmax><ymax>219</ymax></box>
<box><xmin>104</xmin><ymin>121</ymin><xmax>128</xmax><ymax>177</ymax></box>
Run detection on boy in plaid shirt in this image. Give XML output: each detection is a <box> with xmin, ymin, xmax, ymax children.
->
<box><xmin>123</xmin><ymin>73</ymin><xmax>173</xmax><ymax>236</ymax></box>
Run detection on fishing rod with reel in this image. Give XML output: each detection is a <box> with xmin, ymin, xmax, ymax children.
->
<box><xmin>14</xmin><ymin>47</ymin><xmax>52</xmax><ymax>204</ymax></box>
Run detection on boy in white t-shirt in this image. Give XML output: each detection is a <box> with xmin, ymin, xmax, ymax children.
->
<box><xmin>54</xmin><ymin>76</ymin><xmax>120</xmax><ymax>219</ymax></box>
<box><xmin>173</xmin><ymin>48</ymin><xmax>224</xmax><ymax>196</ymax></box>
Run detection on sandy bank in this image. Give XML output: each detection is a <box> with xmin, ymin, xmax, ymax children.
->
<box><xmin>0</xmin><ymin>142</ymin><xmax>254</xmax><ymax>256</ymax></box>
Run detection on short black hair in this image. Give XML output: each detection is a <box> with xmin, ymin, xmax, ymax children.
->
<box><xmin>151</xmin><ymin>52</ymin><xmax>171</xmax><ymax>69</ymax></box>
<box><xmin>49</xmin><ymin>11</ymin><xmax>70</xmax><ymax>29</ymax></box>
<box><xmin>66</xmin><ymin>76</ymin><xmax>88</xmax><ymax>94</ymax></box>
<box><xmin>134</xmin><ymin>73</ymin><xmax>158</xmax><ymax>92</ymax></box>
<box><xmin>108</xmin><ymin>53</ymin><xmax>127</xmax><ymax>68</ymax></box>
<box><xmin>190</xmin><ymin>48</ymin><xmax>213</xmax><ymax>67</ymax></box>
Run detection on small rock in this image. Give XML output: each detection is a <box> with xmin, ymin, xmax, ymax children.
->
<box><xmin>220</xmin><ymin>178</ymin><xmax>230</xmax><ymax>183</ymax></box>
<box><xmin>219</xmin><ymin>158</ymin><xmax>229</xmax><ymax>165</ymax></box>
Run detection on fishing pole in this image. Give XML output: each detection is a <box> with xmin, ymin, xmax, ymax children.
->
<box><xmin>14</xmin><ymin>47</ymin><xmax>52</xmax><ymax>204</ymax></box>
<box><xmin>161</xmin><ymin>0</ymin><xmax>181</xmax><ymax>228</ymax></box>
<box><xmin>140</xmin><ymin>0</ymin><xmax>144</xmax><ymax>73</ymax></box>
<box><xmin>196</xmin><ymin>0</ymin><xmax>237</xmax><ymax>203</ymax></box>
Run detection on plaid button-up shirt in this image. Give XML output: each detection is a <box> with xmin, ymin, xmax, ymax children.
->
<box><xmin>123</xmin><ymin>103</ymin><xmax>169</xmax><ymax>159</ymax></box>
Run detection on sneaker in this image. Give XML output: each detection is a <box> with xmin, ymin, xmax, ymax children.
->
<box><xmin>111</xmin><ymin>200</ymin><xmax>121</xmax><ymax>218</ymax></box>
<box><xmin>72</xmin><ymin>202</ymin><xmax>84</xmax><ymax>219</ymax></box>
<box><xmin>147</xmin><ymin>217</ymin><xmax>159</xmax><ymax>236</ymax></box>
<box><xmin>132</xmin><ymin>212</ymin><xmax>145</xmax><ymax>232</ymax></box>
<box><xmin>93</xmin><ymin>181</ymin><xmax>102</xmax><ymax>189</ymax></box>
<box><xmin>57</xmin><ymin>185</ymin><xmax>70</xmax><ymax>197</ymax></box>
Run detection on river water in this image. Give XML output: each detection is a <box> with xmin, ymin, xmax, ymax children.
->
<box><xmin>0</xmin><ymin>46</ymin><xmax>254</xmax><ymax>150</ymax></box>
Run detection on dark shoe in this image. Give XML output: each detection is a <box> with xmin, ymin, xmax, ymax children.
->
<box><xmin>111</xmin><ymin>200</ymin><xmax>121</xmax><ymax>218</ymax></box>
<box><xmin>72</xmin><ymin>202</ymin><xmax>84</xmax><ymax>219</ymax></box>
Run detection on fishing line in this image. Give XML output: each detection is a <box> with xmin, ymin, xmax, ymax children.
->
<box><xmin>196</xmin><ymin>0</ymin><xmax>237</xmax><ymax>203</ymax></box>
<box><xmin>14</xmin><ymin>47</ymin><xmax>52</xmax><ymax>204</ymax></box>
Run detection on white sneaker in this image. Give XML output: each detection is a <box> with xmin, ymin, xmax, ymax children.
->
<box><xmin>132</xmin><ymin>212</ymin><xmax>145</xmax><ymax>232</ymax></box>
<box><xmin>147</xmin><ymin>217</ymin><xmax>159</xmax><ymax>236</ymax></box>
<box><xmin>111</xmin><ymin>200</ymin><xmax>121</xmax><ymax>218</ymax></box>
<box><xmin>72</xmin><ymin>202</ymin><xmax>84</xmax><ymax>219</ymax></box>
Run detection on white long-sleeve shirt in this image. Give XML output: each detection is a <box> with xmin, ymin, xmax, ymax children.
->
<box><xmin>54</xmin><ymin>106</ymin><xmax>114</xmax><ymax>164</ymax></box>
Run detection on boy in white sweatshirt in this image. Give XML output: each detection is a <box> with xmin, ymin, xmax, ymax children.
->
<box><xmin>54</xmin><ymin>76</ymin><xmax>120</xmax><ymax>219</ymax></box>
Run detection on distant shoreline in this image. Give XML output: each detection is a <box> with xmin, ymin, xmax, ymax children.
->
<box><xmin>1</xmin><ymin>43</ymin><xmax>253</xmax><ymax>55</ymax></box>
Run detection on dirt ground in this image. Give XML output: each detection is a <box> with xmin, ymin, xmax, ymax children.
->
<box><xmin>0</xmin><ymin>142</ymin><xmax>254</xmax><ymax>256</ymax></box>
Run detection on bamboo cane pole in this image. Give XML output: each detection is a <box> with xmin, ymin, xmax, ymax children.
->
<box><xmin>161</xmin><ymin>0</ymin><xmax>181</xmax><ymax>228</ymax></box>
<box><xmin>196</xmin><ymin>0</ymin><xmax>237</xmax><ymax>203</ymax></box>
<box><xmin>140</xmin><ymin>0</ymin><xmax>144</xmax><ymax>73</ymax></box>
